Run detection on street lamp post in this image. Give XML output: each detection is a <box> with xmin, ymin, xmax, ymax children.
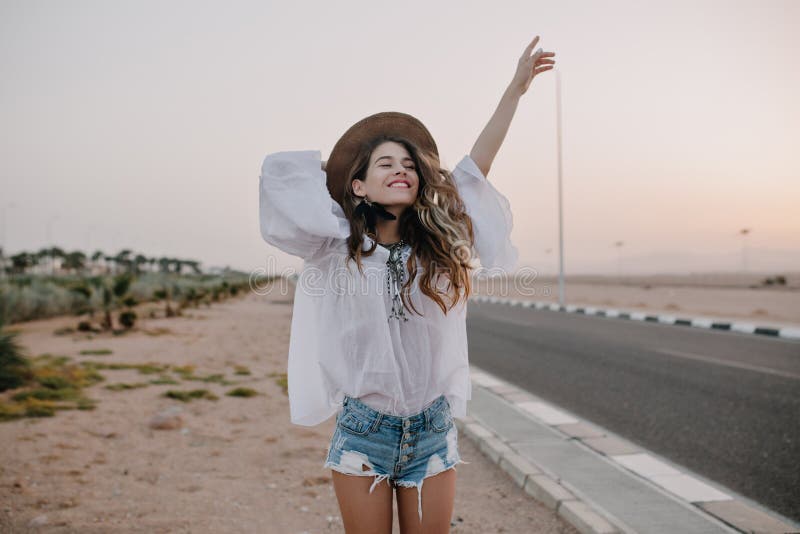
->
<box><xmin>86</xmin><ymin>223</ymin><xmax>95</xmax><ymax>256</ymax></box>
<box><xmin>614</xmin><ymin>241</ymin><xmax>624</xmax><ymax>278</ymax></box>
<box><xmin>46</xmin><ymin>215</ymin><xmax>60</xmax><ymax>276</ymax></box>
<box><xmin>555</xmin><ymin>68</ymin><xmax>565</xmax><ymax>307</ymax></box>
<box><xmin>739</xmin><ymin>228</ymin><xmax>751</xmax><ymax>272</ymax></box>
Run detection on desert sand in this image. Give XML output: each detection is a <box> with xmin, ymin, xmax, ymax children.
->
<box><xmin>0</xmin><ymin>284</ymin><xmax>578</xmax><ymax>533</ymax></box>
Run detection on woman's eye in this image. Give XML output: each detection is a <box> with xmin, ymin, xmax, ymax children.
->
<box><xmin>379</xmin><ymin>164</ymin><xmax>415</xmax><ymax>170</ymax></box>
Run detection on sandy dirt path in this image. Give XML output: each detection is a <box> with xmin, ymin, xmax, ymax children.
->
<box><xmin>0</xmin><ymin>287</ymin><xmax>577</xmax><ymax>533</ymax></box>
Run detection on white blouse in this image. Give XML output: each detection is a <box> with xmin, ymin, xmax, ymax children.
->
<box><xmin>259</xmin><ymin>149</ymin><xmax>518</xmax><ymax>426</ymax></box>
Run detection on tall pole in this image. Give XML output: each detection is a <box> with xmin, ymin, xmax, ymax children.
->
<box><xmin>555</xmin><ymin>69</ymin><xmax>565</xmax><ymax>306</ymax></box>
<box><xmin>614</xmin><ymin>241</ymin><xmax>624</xmax><ymax>278</ymax></box>
<box><xmin>739</xmin><ymin>228</ymin><xmax>751</xmax><ymax>272</ymax></box>
<box><xmin>86</xmin><ymin>223</ymin><xmax>96</xmax><ymax>258</ymax></box>
<box><xmin>46</xmin><ymin>215</ymin><xmax>59</xmax><ymax>276</ymax></box>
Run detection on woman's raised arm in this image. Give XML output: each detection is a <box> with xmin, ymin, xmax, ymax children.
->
<box><xmin>259</xmin><ymin>150</ymin><xmax>350</xmax><ymax>260</ymax></box>
<box><xmin>469</xmin><ymin>35</ymin><xmax>556</xmax><ymax>177</ymax></box>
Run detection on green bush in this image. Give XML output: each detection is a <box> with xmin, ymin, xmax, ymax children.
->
<box><xmin>0</xmin><ymin>319</ymin><xmax>32</xmax><ymax>392</ymax></box>
<box><xmin>119</xmin><ymin>310</ymin><xmax>137</xmax><ymax>329</ymax></box>
<box><xmin>227</xmin><ymin>387</ymin><xmax>258</xmax><ymax>398</ymax></box>
<box><xmin>164</xmin><ymin>389</ymin><xmax>219</xmax><ymax>402</ymax></box>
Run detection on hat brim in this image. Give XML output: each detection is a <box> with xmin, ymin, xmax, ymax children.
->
<box><xmin>326</xmin><ymin>111</ymin><xmax>439</xmax><ymax>208</ymax></box>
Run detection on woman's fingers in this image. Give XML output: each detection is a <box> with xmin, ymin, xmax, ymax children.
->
<box><xmin>516</xmin><ymin>36</ymin><xmax>556</xmax><ymax>88</ymax></box>
<box><xmin>522</xmin><ymin>35</ymin><xmax>540</xmax><ymax>57</ymax></box>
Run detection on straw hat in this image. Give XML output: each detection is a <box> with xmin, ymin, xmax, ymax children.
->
<box><xmin>325</xmin><ymin>111</ymin><xmax>439</xmax><ymax>208</ymax></box>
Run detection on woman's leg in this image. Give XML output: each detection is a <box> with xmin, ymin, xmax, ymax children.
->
<box><xmin>331</xmin><ymin>469</ymin><xmax>393</xmax><ymax>534</ymax></box>
<box><xmin>396</xmin><ymin>468</ymin><xmax>456</xmax><ymax>534</ymax></box>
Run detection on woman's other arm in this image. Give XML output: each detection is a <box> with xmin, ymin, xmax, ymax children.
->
<box><xmin>259</xmin><ymin>151</ymin><xmax>349</xmax><ymax>260</ymax></box>
<box><xmin>469</xmin><ymin>35</ymin><xmax>556</xmax><ymax>177</ymax></box>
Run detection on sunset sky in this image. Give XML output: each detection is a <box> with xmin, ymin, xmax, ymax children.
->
<box><xmin>1</xmin><ymin>0</ymin><xmax>798</xmax><ymax>275</ymax></box>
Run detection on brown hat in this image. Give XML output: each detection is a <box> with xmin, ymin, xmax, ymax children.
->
<box><xmin>325</xmin><ymin>111</ymin><xmax>439</xmax><ymax>209</ymax></box>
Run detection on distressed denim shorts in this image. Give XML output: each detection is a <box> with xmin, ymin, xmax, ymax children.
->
<box><xmin>323</xmin><ymin>394</ymin><xmax>469</xmax><ymax>524</ymax></box>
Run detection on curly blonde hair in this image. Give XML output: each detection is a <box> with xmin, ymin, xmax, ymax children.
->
<box><xmin>340</xmin><ymin>135</ymin><xmax>475</xmax><ymax>317</ymax></box>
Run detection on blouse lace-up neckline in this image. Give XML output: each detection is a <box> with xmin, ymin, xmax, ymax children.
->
<box><xmin>379</xmin><ymin>239</ymin><xmax>409</xmax><ymax>322</ymax></box>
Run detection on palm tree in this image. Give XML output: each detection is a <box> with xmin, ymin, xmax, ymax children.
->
<box><xmin>69</xmin><ymin>279</ymin><xmax>96</xmax><ymax>321</ymax></box>
<box><xmin>94</xmin><ymin>273</ymin><xmax>136</xmax><ymax>331</ymax></box>
<box><xmin>62</xmin><ymin>251</ymin><xmax>87</xmax><ymax>274</ymax></box>
<box><xmin>46</xmin><ymin>246</ymin><xmax>65</xmax><ymax>276</ymax></box>
<box><xmin>10</xmin><ymin>252</ymin><xmax>36</xmax><ymax>274</ymax></box>
<box><xmin>185</xmin><ymin>260</ymin><xmax>202</xmax><ymax>275</ymax></box>
<box><xmin>35</xmin><ymin>247</ymin><xmax>49</xmax><ymax>275</ymax></box>
<box><xmin>114</xmin><ymin>249</ymin><xmax>133</xmax><ymax>274</ymax></box>
<box><xmin>91</xmin><ymin>250</ymin><xmax>105</xmax><ymax>273</ymax></box>
<box><xmin>134</xmin><ymin>254</ymin><xmax>148</xmax><ymax>275</ymax></box>
<box><xmin>104</xmin><ymin>255</ymin><xmax>116</xmax><ymax>274</ymax></box>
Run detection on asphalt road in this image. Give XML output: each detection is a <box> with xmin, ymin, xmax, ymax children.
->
<box><xmin>466</xmin><ymin>301</ymin><xmax>800</xmax><ymax>523</ymax></box>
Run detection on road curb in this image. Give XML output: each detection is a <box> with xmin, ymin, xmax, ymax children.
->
<box><xmin>460</xmin><ymin>368</ymin><xmax>800</xmax><ymax>533</ymax></box>
<box><xmin>469</xmin><ymin>296</ymin><xmax>800</xmax><ymax>341</ymax></box>
<box><xmin>458</xmin><ymin>417</ymin><xmax>622</xmax><ymax>534</ymax></box>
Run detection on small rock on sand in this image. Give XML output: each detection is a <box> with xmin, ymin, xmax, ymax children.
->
<box><xmin>148</xmin><ymin>406</ymin><xmax>184</xmax><ymax>430</ymax></box>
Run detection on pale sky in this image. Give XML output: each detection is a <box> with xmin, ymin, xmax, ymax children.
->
<box><xmin>1</xmin><ymin>0</ymin><xmax>798</xmax><ymax>276</ymax></box>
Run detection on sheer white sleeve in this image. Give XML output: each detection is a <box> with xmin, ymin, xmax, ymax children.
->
<box><xmin>451</xmin><ymin>155</ymin><xmax>519</xmax><ymax>273</ymax></box>
<box><xmin>259</xmin><ymin>150</ymin><xmax>351</xmax><ymax>260</ymax></box>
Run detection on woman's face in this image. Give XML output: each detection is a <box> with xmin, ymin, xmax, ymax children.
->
<box><xmin>352</xmin><ymin>141</ymin><xmax>419</xmax><ymax>210</ymax></box>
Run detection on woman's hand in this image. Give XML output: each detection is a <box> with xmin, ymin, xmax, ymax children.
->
<box><xmin>510</xmin><ymin>35</ymin><xmax>556</xmax><ymax>96</ymax></box>
<box><xmin>469</xmin><ymin>35</ymin><xmax>556</xmax><ymax>177</ymax></box>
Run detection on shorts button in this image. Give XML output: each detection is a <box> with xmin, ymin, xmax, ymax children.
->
<box><xmin>403</xmin><ymin>432</ymin><xmax>410</xmax><ymax>439</ymax></box>
<box><xmin>403</xmin><ymin>420</ymin><xmax>410</xmax><ymax>429</ymax></box>
<box><xmin>402</xmin><ymin>443</ymin><xmax>408</xmax><ymax>450</ymax></box>
<box><xmin>401</xmin><ymin>455</ymin><xmax>408</xmax><ymax>462</ymax></box>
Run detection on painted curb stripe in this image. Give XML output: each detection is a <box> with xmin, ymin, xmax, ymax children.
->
<box><xmin>471</xmin><ymin>297</ymin><xmax>799</xmax><ymax>341</ymax></box>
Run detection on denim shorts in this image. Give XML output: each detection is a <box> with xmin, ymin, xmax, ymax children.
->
<box><xmin>323</xmin><ymin>393</ymin><xmax>469</xmax><ymax>524</ymax></box>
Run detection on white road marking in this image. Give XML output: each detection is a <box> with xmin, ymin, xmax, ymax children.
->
<box><xmin>654</xmin><ymin>347</ymin><xmax>800</xmax><ymax>381</ymax></box>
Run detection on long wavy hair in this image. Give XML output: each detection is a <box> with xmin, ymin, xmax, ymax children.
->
<box><xmin>341</xmin><ymin>135</ymin><xmax>475</xmax><ymax>317</ymax></box>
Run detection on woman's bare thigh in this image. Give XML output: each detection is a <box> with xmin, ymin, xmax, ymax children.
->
<box><xmin>331</xmin><ymin>470</ymin><xmax>393</xmax><ymax>534</ymax></box>
<box><xmin>396</xmin><ymin>467</ymin><xmax>456</xmax><ymax>534</ymax></box>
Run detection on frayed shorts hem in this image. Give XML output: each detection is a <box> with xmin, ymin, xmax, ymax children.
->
<box><xmin>324</xmin><ymin>454</ymin><xmax>472</xmax><ymax>523</ymax></box>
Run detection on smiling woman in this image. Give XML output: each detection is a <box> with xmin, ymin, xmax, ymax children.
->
<box><xmin>353</xmin><ymin>142</ymin><xmax>419</xmax><ymax>220</ymax></box>
<box><xmin>258</xmin><ymin>34</ymin><xmax>554</xmax><ymax>533</ymax></box>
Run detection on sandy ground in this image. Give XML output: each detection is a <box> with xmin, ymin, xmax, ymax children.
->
<box><xmin>0</xmin><ymin>286</ymin><xmax>578</xmax><ymax>534</ymax></box>
<box><xmin>474</xmin><ymin>272</ymin><xmax>800</xmax><ymax>327</ymax></box>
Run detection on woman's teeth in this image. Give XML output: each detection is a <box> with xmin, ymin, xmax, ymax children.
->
<box><xmin>389</xmin><ymin>183</ymin><xmax>409</xmax><ymax>188</ymax></box>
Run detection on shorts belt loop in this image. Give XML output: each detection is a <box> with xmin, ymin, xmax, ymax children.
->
<box><xmin>370</xmin><ymin>413</ymin><xmax>383</xmax><ymax>433</ymax></box>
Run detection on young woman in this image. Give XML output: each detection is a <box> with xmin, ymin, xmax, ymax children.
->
<box><xmin>259</xmin><ymin>36</ymin><xmax>555</xmax><ymax>534</ymax></box>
